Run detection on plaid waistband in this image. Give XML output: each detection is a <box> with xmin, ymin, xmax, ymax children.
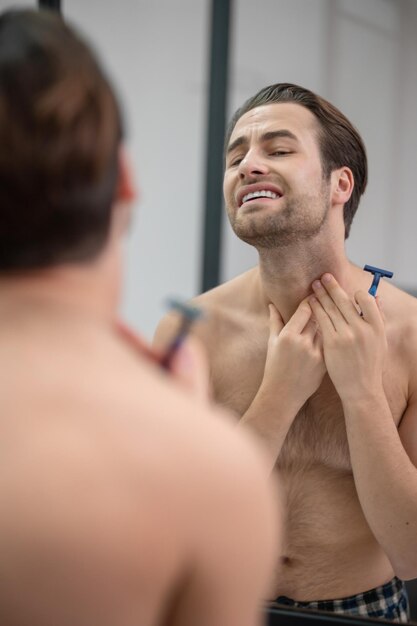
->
<box><xmin>272</xmin><ymin>577</ymin><xmax>409</xmax><ymax>623</ymax></box>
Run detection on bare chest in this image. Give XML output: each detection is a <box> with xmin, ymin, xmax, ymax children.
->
<box><xmin>212</xmin><ymin>333</ymin><xmax>407</xmax><ymax>472</ymax></box>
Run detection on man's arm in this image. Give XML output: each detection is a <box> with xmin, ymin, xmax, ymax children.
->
<box><xmin>310</xmin><ymin>273</ymin><xmax>417</xmax><ymax>579</ymax></box>
<box><xmin>240</xmin><ymin>301</ymin><xmax>326</xmax><ymax>469</ymax></box>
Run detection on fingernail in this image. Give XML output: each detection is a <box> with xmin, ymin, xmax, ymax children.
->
<box><xmin>312</xmin><ymin>280</ymin><xmax>321</xmax><ymax>290</ymax></box>
<box><xmin>309</xmin><ymin>296</ymin><xmax>317</xmax><ymax>304</ymax></box>
<box><xmin>322</xmin><ymin>273</ymin><xmax>332</xmax><ymax>283</ymax></box>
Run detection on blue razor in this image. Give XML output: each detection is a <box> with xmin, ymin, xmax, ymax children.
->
<box><xmin>363</xmin><ymin>265</ymin><xmax>393</xmax><ymax>296</ymax></box>
<box><xmin>160</xmin><ymin>299</ymin><xmax>204</xmax><ymax>369</ymax></box>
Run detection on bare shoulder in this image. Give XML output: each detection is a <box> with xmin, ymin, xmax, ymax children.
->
<box><xmin>105</xmin><ymin>353</ymin><xmax>280</xmax><ymax>583</ymax></box>
<box><xmin>108</xmin><ymin>352</ymin><xmax>273</xmax><ymax>492</ymax></box>
<box><xmin>87</xmin><ymin>365</ymin><xmax>281</xmax><ymax>619</ymax></box>
<box><xmin>0</xmin><ymin>335</ymin><xmax>278</xmax><ymax>626</ymax></box>
<box><xmin>153</xmin><ymin>268</ymin><xmax>260</xmax><ymax>355</ymax></box>
<box><xmin>384</xmin><ymin>282</ymin><xmax>417</xmax><ymax>352</ymax></box>
<box><xmin>382</xmin><ymin>283</ymin><xmax>417</xmax><ymax>408</ymax></box>
<box><xmin>388</xmin><ymin>286</ymin><xmax>417</xmax><ymax>461</ymax></box>
<box><xmin>146</xmin><ymin>377</ymin><xmax>280</xmax><ymax>626</ymax></box>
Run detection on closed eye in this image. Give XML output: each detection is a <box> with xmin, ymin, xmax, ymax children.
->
<box><xmin>270</xmin><ymin>150</ymin><xmax>292</xmax><ymax>156</ymax></box>
<box><xmin>229</xmin><ymin>157</ymin><xmax>244</xmax><ymax>167</ymax></box>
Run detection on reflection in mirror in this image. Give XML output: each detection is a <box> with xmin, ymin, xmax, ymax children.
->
<box><xmin>35</xmin><ymin>0</ymin><xmax>417</xmax><ymax>623</ymax></box>
<box><xmin>159</xmin><ymin>0</ymin><xmax>417</xmax><ymax>623</ymax></box>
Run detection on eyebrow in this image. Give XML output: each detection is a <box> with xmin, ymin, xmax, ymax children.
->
<box><xmin>226</xmin><ymin>129</ymin><xmax>298</xmax><ymax>155</ymax></box>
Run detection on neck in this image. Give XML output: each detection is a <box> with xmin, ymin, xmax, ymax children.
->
<box><xmin>0</xmin><ymin>244</ymin><xmax>122</xmax><ymax>325</ymax></box>
<box><xmin>256</xmin><ymin>232</ymin><xmax>352</xmax><ymax>323</ymax></box>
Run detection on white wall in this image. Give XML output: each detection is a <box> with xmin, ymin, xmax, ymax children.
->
<box><xmin>0</xmin><ymin>0</ymin><xmax>35</xmax><ymax>7</ymax></box>
<box><xmin>64</xmin><ymin>0</ymin><xmax>210</xmax><ymax>339</ymax></box>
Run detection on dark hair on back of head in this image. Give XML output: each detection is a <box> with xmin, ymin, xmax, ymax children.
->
<box><xmin>0</xmin><ymin>8</ymin><xmax>124</xmax><ymax>270</ymax></box>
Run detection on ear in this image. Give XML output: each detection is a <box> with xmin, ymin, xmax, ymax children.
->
<box><xmin>116</xmin><ymin>146</ymin><xmax>138</xmax><ymax>203</ymax></box>
<box><xmin>331</xmin><ymin>167</ymin><xmax>354</xmax><ymax>206</ymax></box>
<box><xmin>110</xmin><ymin>147</ymin><xmax>138</xmax><ymax>239</ymax></box>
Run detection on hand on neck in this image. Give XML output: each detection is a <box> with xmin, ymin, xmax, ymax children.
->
<box><xmin>257</xmin><ymin>242</ymin><xmax>350</xmax><ymax>324</ymax></box>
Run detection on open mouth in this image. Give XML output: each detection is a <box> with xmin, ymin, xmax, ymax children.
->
<box><xmin>238</xmin><ymin>187</ymin><xmax>283</xmax><ymax>208</ymax></box>
<box><xmin>241</xmin><ymin>189</ymin><xmax>279</xmax><ymax>205</ymax></box>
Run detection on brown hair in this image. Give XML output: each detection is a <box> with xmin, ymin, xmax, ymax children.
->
<box><xmin>0</xmin><ymin>8</ymin><xmax>124</xmax><ymax>270</ymax></box>
<box><xmin>225</xmin><ymin>83</ymin><xmax>367</xmax><ymax>238</ymax></box>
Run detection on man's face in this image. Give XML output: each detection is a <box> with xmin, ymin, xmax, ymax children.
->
<box><xmin>223</xmin><ymin>102</ymin><xmax>331</xmax><ymax>248</ymax></box>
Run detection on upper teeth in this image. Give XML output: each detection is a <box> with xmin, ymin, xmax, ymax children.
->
<box><xmin>242</xmin><ymin>190</ymin><xmax>278</xmax><ymax>204</ymax></box>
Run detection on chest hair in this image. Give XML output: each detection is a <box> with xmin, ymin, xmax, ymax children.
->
<box><xmin>213</xmin><ymin>331</ymin><xmax>406</xmax><ymax>474</ymax></box>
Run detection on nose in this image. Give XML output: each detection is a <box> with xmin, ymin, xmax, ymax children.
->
<box><xmin>238</xmin><ymin>149</ymin><xmax>269</xmax><ymax>179</ymax></box>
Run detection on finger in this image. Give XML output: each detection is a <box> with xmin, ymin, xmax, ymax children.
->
<box><xmin>285</xmin><ymin>299</ymin><xmax>313</xmax><ymax>334</ymax></box>
<box><xmin>375</xmin><ymin>296</ymin><xmax>386</xmax><ymax>323</ymax></box>
<box><xmin>312</xmin><ymin>277</ymin><xmax>348</xmax><ymax>332</ymax></box>
<box><xmin>303</xmin><ymin>316</ymin><xmax>319</xmax><ymax>340</ymax></box>
<box><xmin>309</xmin><ymin>295</ymin><xmax>336</xmax><ymax>335</ymax></box>
<box><xmin>170</xmin><ymin>336</ymin><xmax>210</xmax><ymax>402</ymax></box>
<box><xmin>355</xmin><ymin>290</ymin><xmax>384</xmax><ymax>327</ymax></box>
<box><xmin>316</xmin><ymin>273</ymin><xmax>360</xmax><ymax>325</ymax></box>
<box><xmin>268</xmin><ymin>303</ymin><xmax>285</xmax><ymax>336</ymax></box>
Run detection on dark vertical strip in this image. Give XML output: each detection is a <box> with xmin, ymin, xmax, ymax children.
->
<box><xmin>38</xmin><ymin>0</ymin><xmax>61</xmax><ymax>12</ymax></box>
<box><xmin>201</xmin><ymin>0</ymin><xmax>232</xmax><ymax>292</ymax></box>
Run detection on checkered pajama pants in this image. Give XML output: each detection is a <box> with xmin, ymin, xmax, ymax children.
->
<box><xmin>273</xmin><ymin>577</ymin><xmax>409</xmax><ymax>623</ymax></box>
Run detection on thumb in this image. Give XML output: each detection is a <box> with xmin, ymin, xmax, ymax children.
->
<box><xmin>268</xmin><ymin>303</ymin><xmax>285</xmax><ymax>337</ymax></box>
<box><xmin>170</xmin><ymin>336</ymin><xmax>210</xmax><ymax>402</ymax></box>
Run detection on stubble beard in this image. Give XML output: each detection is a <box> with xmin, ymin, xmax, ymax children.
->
<box><xmin>227</xmin><ymin>186</ymin><xmax>331</xmax><ymax>250</ymax></box>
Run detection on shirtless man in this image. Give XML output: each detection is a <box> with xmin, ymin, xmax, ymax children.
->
<box><xmin>0</xmin><ymin>10</ymin><xmax>280</xmax><ymax>626</ymax></box>
<box><xmin>155</xmin><ymin>83</ymin><xmax>417</xmax><ymax>622</ymax></box>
